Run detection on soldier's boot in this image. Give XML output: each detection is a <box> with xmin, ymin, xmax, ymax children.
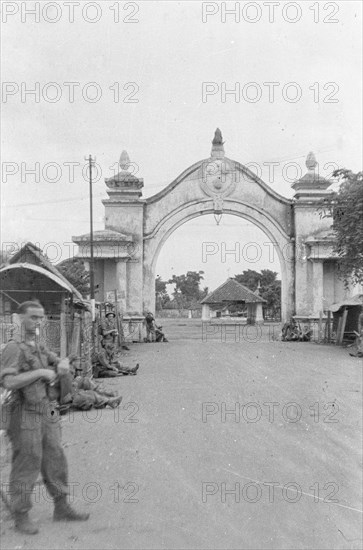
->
<box><xmin>128</xmin><ymin>363</ymin><xmax>139</xmax><ymax>374</ymax></box>
<box><xmin>14</xmin><ymin>512</ymin><xmax>39</xmax><ymax>535</ymax></box>
<box><xmin>53</xmin><ymin>496</ymin><xmax>90</xmax><ymax>522</ymax></box>
<box><xmin>107</xmin><ymin>396</ymin><xmax>123</xmax><ymax>408</ymax></box>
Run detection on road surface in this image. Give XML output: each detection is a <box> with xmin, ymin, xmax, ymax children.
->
<box><xmin>1</xmin><ymin>320</ymin><xmax>362</xmax><ymax>549</ymax></box>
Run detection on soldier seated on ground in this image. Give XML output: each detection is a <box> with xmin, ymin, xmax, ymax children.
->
<box><xmin>281</xmin><ymin>317</ymin><xmax>312</xmax><ymax>342</ymax></box>
<box><xmin>144</xmin><ymin>312</ymin><xmax>168</xmax><ymax>343</ymax></box>
<box><xmin>281</xmin><ymin>317</ymin><xmax>299</xmax><ymax>341</ymax></box>
<box><xmin>92</xmin><ymin>335</ymin><xmax>139</xmax><ymax>378</ymax></box>
<box><xmin>155</xmin><ymin>324</ymin><xmax>168</xmax><ymax>343</ymax></box>
<box><xmin>58</xmin><ymin>357</ymin><xmax>122</xmax><ymax>411</ymax></box>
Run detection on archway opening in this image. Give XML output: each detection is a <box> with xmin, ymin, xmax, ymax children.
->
<box><xmin>154</xmin><ymin>214</ymin><xmax>283</xmax><ymax>330</ymax></box>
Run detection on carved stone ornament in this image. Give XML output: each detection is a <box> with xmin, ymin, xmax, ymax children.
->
<box><xmin>105</xmin><ymin>150</ymin><xmax>143</xmax><ymax>190</ymax></box>
<box><xmin>213</xmin><ymin>195</ymin><xmax>224</xmax><ymax>213</ymax></box>
<box><xmin>200</xmin><ymin>158</ymin><xmax>237</xmax><ymax>199</ymax></box>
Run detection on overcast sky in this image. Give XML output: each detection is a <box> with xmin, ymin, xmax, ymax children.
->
<box><xmin>1</xmin><ymin>1</ymin><xmax>362</xmax><ymax>291</ymax></box>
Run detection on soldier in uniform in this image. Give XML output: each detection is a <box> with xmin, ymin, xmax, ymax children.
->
<box><xmin>144</xmin><ymin>312</ymin><xmax>168</xmax><ymax>343</ymax></box>
<box><xmin>144</xmin><ymin>312</ymin><xmax>156</xmax><ymax>342</ymax></box>
<box><xmin>68</xmin><ymin>356</ymin><xmax>122</xmax><ymax>410</ymax></box>
<box><xmin>0</xmin><ymin>301</ymin><xmax>90</xmax><ymax>535</ymax></box>
<box><xmin>98</xmin><ymin>310</ymin><xmax>129</xmax><ymax>350</ymax></box>
<box><xmin>92</xmin><ymin>334</ymin><xmax>139</xmax><ymax>378</ymax></box>
<box><xmin>99</xmin><ymin>311</ymin><xmax>118</xmax><ymax>343</ymax></box>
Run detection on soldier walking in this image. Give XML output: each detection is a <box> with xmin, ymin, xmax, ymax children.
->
<box><xmin>0</xmin><ymin>301</ymin><xmax>90</xmax><ymax>535</ymax></box>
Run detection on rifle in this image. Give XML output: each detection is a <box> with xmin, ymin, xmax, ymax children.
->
<box><xmin>113</xmin><ymin>290</ymin><xmax>125</xmax><ymax>349</ymax></box>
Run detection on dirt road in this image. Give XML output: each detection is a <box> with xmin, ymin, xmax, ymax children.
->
<box><xmin>1</xmin><ymin>321</ymin><xmax>362</xmax><ymax>549</ymax></box>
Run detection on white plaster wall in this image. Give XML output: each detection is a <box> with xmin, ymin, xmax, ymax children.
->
<box><xmin>294</xmin><ymin>204</ymin><xmax>333</xmax><ymax>315</ymax></box>
<box><xmin>103</xmin><ymin>259</ymin><xmax>116</xmax><ymax>296</ymax></box>
<box><xmin>144</xmin><ymin>159</ymin><xmax>292</xmax><ymax>239</ymax></box>
<box><xmin>143</xmin><ymin>199</ymin><xmax>294</xmax><ymax>321</ymax></box>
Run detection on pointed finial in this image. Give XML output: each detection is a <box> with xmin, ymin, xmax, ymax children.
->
<box><xmin>212</xmin><ymin>128</ymin><xmax>224</xmax><ymax>146</ymax></box>
<box><xmin>256</xmin><ymin>279</ymin><xmax>261</xmax><ymax>294</ymax></box>
<box><xmin>211</xmin><ymin>128</ymin><xmax>225</xmax><ymax>159</ymax></box>
<box><xmin>119</xmin><ymin>150</ymin><xmax>130</xmax><ymax>170</ymax></box>
<box><xmin>306</xmin><ymin>151</ymin><xmax>317</xmax><ymax>171</ymax></box>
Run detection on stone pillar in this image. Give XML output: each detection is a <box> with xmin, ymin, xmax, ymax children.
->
<box><xmin>312</xmin><ymin>261</ymin><xmax>324</xmax><ymax>315</ymax></box>
<box><xmin>101</xmin><ymin>150</ymin><xmax>145</xmax><ymax>315</ymax></box>
<box><xmin>116</xmin><ymin>260</ymin><xmax>127</xmax><ymax>314</ymax></box>
<box><xmin>127</xmin><ymin>258</ymin><xmax>143</xmax><ymax>315</ymax></box>
<box><xmin>246</xmin><ymin>303</ymin><xmax>254</xmax><ymax>324</ymax></box>
<box><xmin>292</xmin><ymin>152</ymin><xmax>334</xmax><ymax>316</ymax></box>
<box><xmin>255</xmin><ymin>303</ymin><xmax>264</xmax><ymax>324</ymax></box>
<box><xmin>202</xmin><ymin>304</ymin><xmax>210</xmax><ymax>321</ymax></box>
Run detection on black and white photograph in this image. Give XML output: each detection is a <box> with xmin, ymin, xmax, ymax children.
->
<box><xmin>0</xmin><ymin>1</ymin><xmax>362</xmax><ymax>549</ymax></box>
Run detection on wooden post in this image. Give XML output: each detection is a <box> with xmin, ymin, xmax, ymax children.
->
<box><xmin>71</xmin><ymin>312</ymin><xmax>81</xmax><ymax>357</ymax></box>
<box><xmin>83</xmin><ymin>311</ymin><xmax>93</xmax><ymax>376</ymax></box>
<box><xmin>335</xmin><ymin>316</ymin><xmax>342</xmax><ymax>346</ymax></box>
<box><xmin>60</xmin><ymin>294</ymin><xmax>67</xmax><ymax>358</ymax></box>
<box><xmin>336</xmin><ymin>308</ymin><xmax>348</xmax><ymax>346</ymax></box>
<box><xmin>114</xmin><ymin>289</ymin><xmax>124</xmax><ymax>348</ymax></box>
<box><xmin>318</xmin><ymin>311</ymin><xmax>323</xmax><ymax>343</ymax></box>
<box><xmin>327</xmin><ymin>310</ymin><xmax>331</xmax><ymax>343</ymax></box>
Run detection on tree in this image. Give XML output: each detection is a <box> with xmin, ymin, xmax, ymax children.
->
<box><xmin>234</xmin><ymin>269</ymin><xmax>281</xmax><ymax>313</ymax></box>
<box><xmin>234</xmin><ymin>269</ymin><xmax>260</xmax><ymax>292</ymax></box>
<box><xmin>319</xmin><ymin>169</ymin><xmax>363</xmax><ymax>286</ymax></box>
<box><xmin>155</xmin><ymin>275</ymin><xmax>170</xmax><ymax>310</ymax></box>
<box><xmin>0</xmin><ymin>247</ymin><xmax>12</xmax><ymax>267</ymax></box>
<box><xmin>168</xmin><ymin>270</ymin><xmax>205</xmax><ymax>309</ymax></box>
<box><xmin>57</xmin><ymin>258</ymin><xmax>90</xmax><ymax>297</ymax></box>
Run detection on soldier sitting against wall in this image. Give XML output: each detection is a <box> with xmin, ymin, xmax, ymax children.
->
<box><xmin>99</xmin><ymin>311</ymin><xmax>118</xmax><ymax>343</ymax></box>
<box><xmin>281</xmin><ymin>317</ymin><xmax>312</xmax><ymax>342</ymax></box>
<box><xmin>92</xmin><ymin>335</ymin><xmax>139</xmax><ymax>378</ymax></box>
<box><xmin>98</xmin><ymin>310</ymin><xmax>130</xmax><ymax>350</ymax></box>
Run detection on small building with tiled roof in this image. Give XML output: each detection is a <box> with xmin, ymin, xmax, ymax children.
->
<box><xmin>200</xmin><ymin>278</ymin><xmax>266</xmax><ymax>324</ymax></box>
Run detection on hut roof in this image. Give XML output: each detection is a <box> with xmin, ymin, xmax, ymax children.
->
<box><xmin>200</xmin><ymin>278</ymin><xmax>266</xmax><ymax>305</ymax></box>
<box><xmin>0</xmin><ymin>263</ymin><xmax>76</xmax><ymax>294</ymax></box>
<box><xmin>329</xmin><ymin>294</ymin><xmax>363</xmax><ymax>313</ymax></box>
<box><xmin>9</xmin><ymin>242</ymin><xmax>83</xmax><ymax>300</ymax></box>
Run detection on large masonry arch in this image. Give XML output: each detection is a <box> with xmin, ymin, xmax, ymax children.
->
<box><xmin>74</xmin><ymin>130</ymin><xmax>344</xmax><ymax>324</ymax></box>
<box><xmin>142</xmin><ymin>158</ymin><xmax>295</xmax><ymax>320</ymax></box>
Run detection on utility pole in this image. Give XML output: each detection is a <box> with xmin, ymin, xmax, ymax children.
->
<box><xmin>85</xmin><ymin>154</ymin><xmax>96</xmax><ymax>327</ymax></box>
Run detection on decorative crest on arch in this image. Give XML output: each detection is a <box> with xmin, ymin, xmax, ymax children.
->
<box><xmin>200</xmin><ymin>129</ymin><xmax>237</xmax><ymax>203</ymax></box>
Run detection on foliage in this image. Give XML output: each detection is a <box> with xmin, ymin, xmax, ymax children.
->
<box><xmin>319</xmin><ymin>169</ymin><xmax>363</xmax><ymax>286</ymax></box>
<box><xmin>57</xmin><ymin>258</ymin><xmax>90</xmax><ymax>297</ymax></box>
<box><xmin>155</xmin><ymin>275</ymin><xmax>171</xmax><ymax>310</ymax></box>
<box><xmin>0</xmin><ymin>248</ymin><xmax>12</xmax><ymax>268</ymax></box>
<box><xmin>167</xmin><ymin>270</ymin><xmax>206</xmax><ymax>310</ymax></box>
<box><xmin>234</xmin><ymin>269</ymin><xmax>281</xmax><ymax>312</ymax></box>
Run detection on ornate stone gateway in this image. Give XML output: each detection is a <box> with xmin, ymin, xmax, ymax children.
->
<box><xmin>74</xmin><ymin>130</ymin><xmax>349</xmax><ymax>322</ymax></box>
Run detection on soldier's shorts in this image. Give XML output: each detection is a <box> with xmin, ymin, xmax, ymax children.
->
<box><xmin>6</xmin><ymin>400</ymin><xmax>69</xmax><ymax>513</ymax></box>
